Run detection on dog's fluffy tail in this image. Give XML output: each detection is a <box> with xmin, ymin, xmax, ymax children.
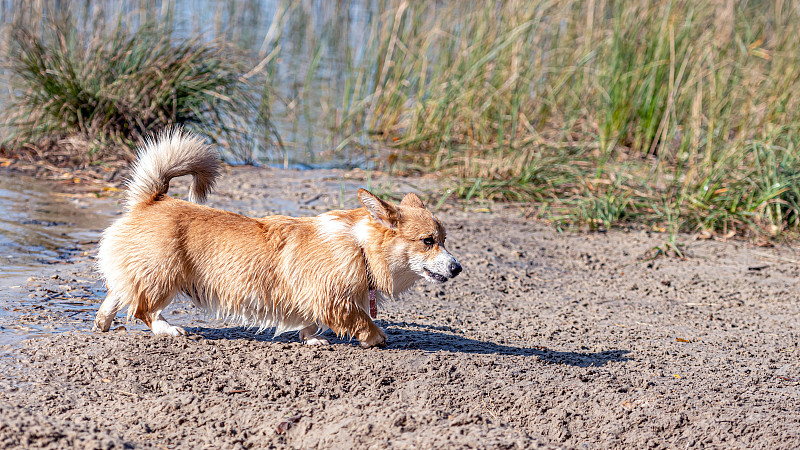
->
<box><xmin>124</xmin><ymin>128</ymin><xmax>220</xmax><ymax>210</ymax></box>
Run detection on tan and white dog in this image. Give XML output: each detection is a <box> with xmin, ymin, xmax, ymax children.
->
<box><xmin>93</xmin><ymin>130</ymin><xmax>461</xmax><ymax>347</ymax></box>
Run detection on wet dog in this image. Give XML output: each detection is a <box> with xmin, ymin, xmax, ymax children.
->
<box><xmin>93</xmin><ymin>129</ymin><xmax>461</xmax><ymax>347</ymax></box>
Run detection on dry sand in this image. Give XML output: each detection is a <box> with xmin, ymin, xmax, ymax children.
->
<box><xmin>1</xmin><ymin>167</ymin><xmax>799</xmax><ymax>449</ymax></box>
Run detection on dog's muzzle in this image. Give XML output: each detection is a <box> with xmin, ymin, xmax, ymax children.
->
<box><xmin>424</xmin><ymin>255</ymin><xmax>462</xmax><ymax>283</ymax></box>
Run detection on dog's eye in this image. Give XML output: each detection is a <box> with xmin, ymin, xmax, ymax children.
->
<box><xmin>422</xmin><ymin>237</ymin><xmax>435</xmax><ymax>246</ymax></box>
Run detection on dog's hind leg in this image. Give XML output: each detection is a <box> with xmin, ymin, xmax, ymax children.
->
<box><xmin>300</xmin><ymin>323</ymin><xmax>330</xmax><ymax>345</ymax></box>
<box><xmin>93</xmin><ymin>293</ymin><xmax>123</xmax><ymax>332</ymax></box>
<box><xmin>133</xmin><ymin>290</ymin><xmax>186</xmax><ymax>336</ymax></box>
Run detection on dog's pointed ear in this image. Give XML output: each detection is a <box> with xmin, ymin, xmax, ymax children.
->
<box><xmin>400</xmin><ymin>192</ymin><xmax>425</xmax><ymax>208</ymax></box>
<box><xmin>358</xmin><ymin>189</ymin><xmax>398</xmax><ymax>229</ymax></box>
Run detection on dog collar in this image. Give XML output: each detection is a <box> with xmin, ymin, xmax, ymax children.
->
<box><xmin>369</xmin><ymin>290</ymin><xmax>377</xmax><ymax>318</ymax></box>
<box><xmin>360</xmin><ymin>248</ymin><xmax>378</xmax><ymax>318</ymax></box>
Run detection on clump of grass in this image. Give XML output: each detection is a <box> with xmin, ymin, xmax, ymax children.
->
<box><xmin>2</xmin><ymin>22</ymin><xmax>259</xmax><ymax>163</ymax></box>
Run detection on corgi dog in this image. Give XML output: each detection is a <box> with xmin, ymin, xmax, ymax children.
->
<box><xmin>93</xmin><ymin>129</ymin><xmax>461</xmax><ymax>347</ymax></box>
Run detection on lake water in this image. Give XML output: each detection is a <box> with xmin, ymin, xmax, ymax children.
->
<box><xmin>0</xmin><ymin>175</ymin><xmax>112</xmax><ymax>344</ymax></box>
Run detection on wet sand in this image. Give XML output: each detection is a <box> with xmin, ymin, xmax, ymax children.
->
<box><xmin>1</xmin><ymin>166</ymin><xmax>799</xmax><ymax>449</ymax></box>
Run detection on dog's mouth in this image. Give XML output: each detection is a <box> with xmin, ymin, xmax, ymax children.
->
<box><xmin>424</xmin><ymin>268</ymin><xmax>449</xmax><ymax>283</ymax></box>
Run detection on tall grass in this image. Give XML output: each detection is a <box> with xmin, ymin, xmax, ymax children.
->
<box><xmin>2</xmin><ymin>20</ymin><xmax>263</xmax><ymax>163</ymax></box>
<box><xmin>312</xmin><ymin>0</ymin><xmax>800</xmax><ymax>240</ymax></box>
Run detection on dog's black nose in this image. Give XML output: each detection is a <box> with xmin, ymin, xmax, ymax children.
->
<box><xmin>449</xmin><ymin>261</ymin><xmax>462</xmax><ymax>277</ymax></box>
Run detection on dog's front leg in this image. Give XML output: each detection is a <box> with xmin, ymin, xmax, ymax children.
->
<box><xmin>343</xmin><ymin>310</ymin><xmax>387</xmax><ymax>348</ymax></box>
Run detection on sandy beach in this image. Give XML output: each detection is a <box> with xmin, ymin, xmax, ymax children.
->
<box><xmin>1</xmin><ymin>167</ymin><xmax>799</xmax><ymax>449</ymax></box>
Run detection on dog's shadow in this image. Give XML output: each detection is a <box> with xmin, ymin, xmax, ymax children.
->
<box><xmin>186</xmin><ymin>320</ymin><xmax>629</xmax><ymax>368</ymax></box>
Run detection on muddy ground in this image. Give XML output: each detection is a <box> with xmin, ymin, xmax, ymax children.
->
<box><xmin>1</xmin><ymin>166</ymin><xmax>799</xmax><ymax>449</ymax></box>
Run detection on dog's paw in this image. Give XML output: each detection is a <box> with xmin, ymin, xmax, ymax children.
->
<box><xmin>162</xmin><ymin>325</ymin><xmax>187</xmax><ymax>337</ymax></box>
<box><xmin>151</xmin><ymin>321</ymin><xmax>187</xmax><ymax>337</ymax></box>
<box><xmin>305</xmin><ymin>336</ymin><xmax>330</xmax><ymax>346</ymax></box>
<box><xmin>92</xmin><ymin>314</ymin><xmax>112</xmax><ymax>332</ymax></box>
<box><xmin>359</xmin><ymin>328</ymin><xmax>387</xmax><ymax>349</ymax></box>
